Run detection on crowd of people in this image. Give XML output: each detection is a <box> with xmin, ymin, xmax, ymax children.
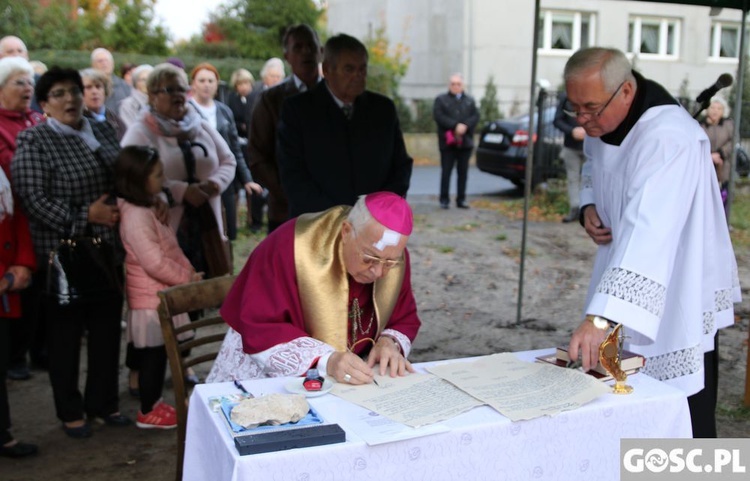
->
<box><xmin>0</xmin><ymin>25</ymin><xmax>422</xmax><ymax>459</ymax></box>
<box><xmin>0</xmin><ymin>23</ymin><xmax>742</xmax><ymax>466</ymax></box>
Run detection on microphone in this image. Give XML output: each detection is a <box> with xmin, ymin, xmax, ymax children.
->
<box><xmin>696</xmin><ymin>73</ymin><xmax>733</xmax><ymax>104</ymax></box>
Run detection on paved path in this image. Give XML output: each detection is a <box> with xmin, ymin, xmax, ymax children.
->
<box><xmin>407</xmin><ymin>165</ymin><xmax>517</xmax><ymax>200</ymax></box>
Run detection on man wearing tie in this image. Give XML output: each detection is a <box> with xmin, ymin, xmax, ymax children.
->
<box><xmin>248</xmin><ymin>24</ymin><xmax>323</xmax><ymax>233</ymax></box>
<box><xmin>278</xmin><ymin>33</ymin><xmax>412</xmax><ymax>218</ymax></box>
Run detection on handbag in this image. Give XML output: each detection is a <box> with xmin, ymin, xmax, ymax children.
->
<box><xmin>445</xmin><ymin>130</ymin><xmax>463</xmax><ymax>147</ymax></box>
<box><xmin>176</xmin><ymin>140</ymin><xmax>233</xmax><ymax>279</ymax></box>
<box><xmin>198</xmin><ymin>202</ymin><xmax>232</xmax><ymax>278</ymax></box>
<box><xmin>46</xmin><ymin>230</ymin><xmax>122</xmax><ymax>306</ymax></box>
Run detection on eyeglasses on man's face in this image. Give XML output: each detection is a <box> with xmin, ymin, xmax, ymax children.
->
<box><xmin>360</xmin><ymin>250</ymin><xmax>403</xmax><ymax>269</ymax></box>
<box><xmin>48</xmin><ymin>86</ymin><xmax>83</xmax><ymax>99</ymax></box>
<box><xmin>563</xmin><ymin>81</ymin><xmax>625</xmax><ymax>120</ymax></box>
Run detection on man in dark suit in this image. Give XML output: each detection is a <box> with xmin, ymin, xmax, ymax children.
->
<box><xmin>433</xmin><ymin>73</ymin><xmax>479</xmax><ymax>209</ymax></box>
<box><xmin>248</xmin><ymin>24</ymin><xmax>322</xmax><ymax>233</ymax></box>
<box><xmin>278</xmin><ymin>33</ymin><xmax>412</xmax><ymax>218</ymax></box>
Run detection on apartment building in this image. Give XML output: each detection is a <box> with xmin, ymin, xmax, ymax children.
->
<box><xmin>327</xmin><ymin>0</ymin><xmax>746</xmax><ymax>115</ymax></box>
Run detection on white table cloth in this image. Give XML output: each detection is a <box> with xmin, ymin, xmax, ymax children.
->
<box><xmin>183</xmin><ymin>349</ymin><xmax>691</xmax><ymax>481</ymax></box>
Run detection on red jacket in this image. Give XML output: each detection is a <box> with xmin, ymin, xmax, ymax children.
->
<box><xmin>0</xmin><ymin>107</ymin><xmax>42</xmax><ymax>318</ymax></box>
<box><xmin>0</xmin><ymin>107</ymin><xmax>44</xmax><ymax>171</ymax></box>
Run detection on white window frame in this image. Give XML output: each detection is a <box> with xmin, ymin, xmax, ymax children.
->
<box><xmin>537</xmin><ymin>10</ymin><xmax>596</xmax><ymax>55</ymax></box>
<box><xmin>709</xmin><ymin>21</ymin><xmax>741</xmax><ymax>63</ymax></box>
<box><xmin>628</xmin><ymin>16</ymin><xmax>681</xmax><ymax>60</ymax></box>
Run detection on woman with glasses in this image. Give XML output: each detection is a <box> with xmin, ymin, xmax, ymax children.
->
<box><xmin>0</xmin><ymin>57</ymin><xmax>44</xmax><ymax>383</ymax></box>
<box><xmin>0</xmin><ymin>56</ymin><xmax>43</xmax><ymax>458</ymax></box>
<box><xmin>206</xmin><ymin>192</ymin><xmax>421</xmax><ymax>385</ymax></box>
<box><xmin>121</xmin><ymin>63</ymin><xmax>236</xmax><ymax>256</ymax></box>
<box><xmin>11</xmin><ymin>67</ymin><xmax>129</xmax><ymax>439</ymax></box>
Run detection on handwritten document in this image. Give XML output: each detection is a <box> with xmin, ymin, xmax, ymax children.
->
<box><xmin>427</xmin><ymin>353</ymin><xmax>611</xmax><ymax>421</ymax></box>
<box><xmin>321</xmin><ymin>395</ymin><xmax>451</xmax><ymax>445</ymax></box>
<box><xmin>331</xmin><ymin>373</ymin><xmax>483</xmax><ymax>428</ymax></box>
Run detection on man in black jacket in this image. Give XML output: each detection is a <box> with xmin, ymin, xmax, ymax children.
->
<box><xmin>433</xmin><ymin>73</ymin><xmax>479</xmax><ymax>209</ymax></box>
<box><xmin>278</xmin><ymin>34</ymin><xmax>412</xmax><ymax>217</ymax></box>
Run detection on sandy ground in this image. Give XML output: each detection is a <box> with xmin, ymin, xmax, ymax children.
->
<box><xmin>3</xmin><ymin>193</ymin><xmax>749</xmax><ymax>481</ymax></box>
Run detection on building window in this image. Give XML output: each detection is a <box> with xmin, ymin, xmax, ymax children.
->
<box><xmin>538</xmin><ymin>11</ymin><xmax>594</xmax><ymax>52</ymax></box>
<box><xmin>628</xmin><ymin>17</ymin><xmax>680</xmax><ymax>58</ymax></box>
<box><xmin>710</xmin><ymin>22</ymin><xmax>740</xmax><ymax>59</ymax></box>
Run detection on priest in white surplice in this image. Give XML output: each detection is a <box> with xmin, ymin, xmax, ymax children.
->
<box><xmin>564</xmin><ymin>47</ymin><xmax>740</xmax><ymax>438</ymax></box>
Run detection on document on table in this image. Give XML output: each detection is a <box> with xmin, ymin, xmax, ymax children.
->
<box><xmin>324</xmin><ymin>395</ymin><xmax>452</xmax><ymax>445</ymax></box>
<box><xmin>427</xmin><ymin>353</ymin><xmax>612</xmax><ymax>421</ymax></box>
<box><xmin>330</xmin><ymin>372</ymin><xmax>484</xmax><ymax>428</ymax></box>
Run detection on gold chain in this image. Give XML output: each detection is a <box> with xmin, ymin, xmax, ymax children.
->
<box><xmin>349</xmin><ymin>297</ymin><xmax>375</xmax><ymax>342</ymax></box>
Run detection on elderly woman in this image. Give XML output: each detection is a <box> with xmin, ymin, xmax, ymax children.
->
<box><xmin>11</xmin><ymin>67</ymin><xmax>129</xmax><ymax>439</ymax></box>
<box><xmin>118</xmin><ymin>64</ymin><xmax>153</xmax><ymax>128</ymax></box>
<box><xmin>80</xmin><ymin>67</ymin><xmax>126</xmax><ymax>140</ymax></box>
<box><xmin>0</xmin><ymin>57</ymin><xmax>44</xmax><ymax>384</ymax></box>
<box><xmin>188</xmin><ymin>62</ymin><xmax>260</xmax><ymax>241</ymax></box>
<box><xmin>226</xmin><ymin>68</ymin><xmax>254</xmax><ymax>140</ymax></box>
<box><xmin>700</xmin><ymin>97</ymin><xmax>735</xmax><ymax>197</ymax></box>
<box><xmin>0</xmin><ymin>56</ymin><xmax>40</xmax><ymax>458</ymax></box>
<box><xmin>121</xmin><ymin>63</ymin><xmax>236</xmax><ymax>259</ymax></box>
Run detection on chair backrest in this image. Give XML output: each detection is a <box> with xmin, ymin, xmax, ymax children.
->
<box><xmin>157</xmin><ymin>274</ymin><xmax>236</xmax><ymax>481</ymax></box>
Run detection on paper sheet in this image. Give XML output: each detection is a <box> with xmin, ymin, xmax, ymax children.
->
<box><xmin>331</xmin><ymin>372</ymin><xmax>484</xmax><ymax>428</ymax></box>
<box><xmin>427</xmin><ymin>353</ymin><xmax>611</xmax><ymax>421</ymax></box>
<box><xmin>324</xmin><ymin>395</ymin><xmax>451</xmax><ymax>445</ymax></box>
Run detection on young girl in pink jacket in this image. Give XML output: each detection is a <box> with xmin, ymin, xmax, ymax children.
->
<box><xmin>115</xmin><ymin>146</ymin><xmax>202</xmax><ymax>429</ymax></box>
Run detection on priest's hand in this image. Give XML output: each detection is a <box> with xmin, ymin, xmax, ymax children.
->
<box><xmin>582</xmin><ymin>205</ymin><xmax>612</xmax><ymax>245</ymax></box>
<box><xmin>568</xmin><ymin>320</ymin><xmax>608</xmax><ymax>372</ymax></box>
<box><xmin>327</xmin><ymin>351</ymin><xmax>375</xmax><ymax>385</ymax></box>
<box><xmin>367</xmin><ymin>336</ymin><xmax>415</xmax><ymax>377</ymax></box>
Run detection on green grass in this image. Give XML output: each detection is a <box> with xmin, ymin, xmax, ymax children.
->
<box><xmin>473</xmin><ymin>179</ymin><xmax>571</xmax><ymax>222</ymax></box>
<box><xmin>730</xmin><ymin>182</ymin><xmax>750</xmax><ymax>248</ymax></box>
<box><xmin>717</xmin><ymin>404</ymin><xmax>750</xmax><ymax>421</ymax></box>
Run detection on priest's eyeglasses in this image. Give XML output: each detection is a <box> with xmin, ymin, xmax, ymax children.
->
<box><xmin>360</xmin><ymin>250</ymin><xmax>403</xmax><ymax>269</ymax></box>
<box><xmin>563</xmin><ymin>81</ymin><xmax>625</xmax><ymax>119</ymax></box>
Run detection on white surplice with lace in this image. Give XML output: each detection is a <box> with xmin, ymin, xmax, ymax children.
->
<box><xmin>579</xmin><ymin>104</ymin><xmax>741</xmax><ymax>396</ymax></box>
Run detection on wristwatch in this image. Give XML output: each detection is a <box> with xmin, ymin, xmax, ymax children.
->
<box><xmin>587</xmin><ymin>315</ymin><xmax>611</xmax><ymax>330</ymax></box>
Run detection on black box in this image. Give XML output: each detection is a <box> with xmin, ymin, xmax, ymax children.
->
<box><xmin>233</xmin><ymin>423</ymin><xmax>346</xmax><ymax>455</ymax></box>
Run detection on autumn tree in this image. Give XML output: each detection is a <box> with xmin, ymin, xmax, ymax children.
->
<box><xmin>106</xmin><ymin>0</ymin><xmax>169</xmax><ymax>54</ymax></box>
<box><xmin>182</xmin><ymin>0</ymin><xmax>321</xmax><ymax>59</ymax></box>
<box><xmin>0</xmin><ymin>0</ymin><xmax>88</xmax><ymax>50</ymax></box>
<box><xmin>0</xmin><ymin>0</ymin><xmax>168</xmax><ymax>54</ymax></box>
<box><xmin>364</xmin><ymin>24</ymin><xmax>410</xmax><ymax>99</ymax></box>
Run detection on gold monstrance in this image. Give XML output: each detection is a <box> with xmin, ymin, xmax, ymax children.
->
<box><xmin>599</xmin><ymin>324</ymin><xmax>633</xmax><ymax>394</ymax></box>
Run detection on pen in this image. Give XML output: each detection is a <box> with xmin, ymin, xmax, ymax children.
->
<box><xmin>233</xmin><ymin>379</ymin><xmax>252</xmax><ymax>397</ymax></box>
<box><xmin>372</xmin><ymin>378</ymin><xmax>380</xmax><ymax>387</ymax></box>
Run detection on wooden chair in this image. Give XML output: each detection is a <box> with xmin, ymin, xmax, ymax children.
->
<box><xmin>157</xmin><ymin>274</ymin><xmax>236</xmax><ymax>481</ymax></box>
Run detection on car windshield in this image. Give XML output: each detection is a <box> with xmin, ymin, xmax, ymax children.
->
<box><xmin>510</xmin><ymin>106</ymin><xmax>557</xmax><ymax>125</ymax></box>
